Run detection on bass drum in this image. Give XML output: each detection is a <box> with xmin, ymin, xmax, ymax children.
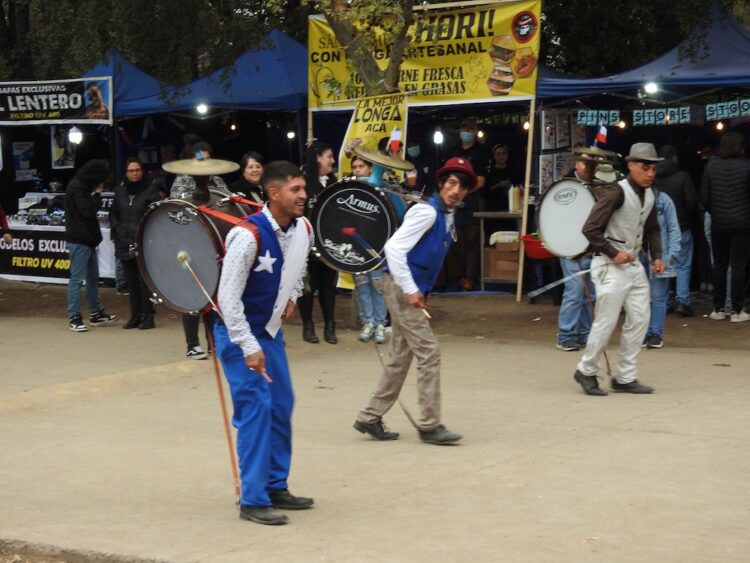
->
<box><xmin>537</xmin><ymin>178</ymin><xmax>596</xmax><ymax>258</ymax></box>
<box><xmin>135</xmin><ymin>190</ymin><xmax>253</xmax><ymax>314</ymax></box>
<box><xmin>310</xmin><ymin>179</ymin><xmax>406</xmax><ymax>274</ymax></box>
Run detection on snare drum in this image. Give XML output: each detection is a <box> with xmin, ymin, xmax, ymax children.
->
<box><xmin>537</xmin><ymin>178</ymin><xmax>596</xmax><ymax>258</ymax></box>
<box><xmin>135</xmin><ymin>190</ymin><xmax>253</xmax><ymax>314</ymax></box>
<box><xmin>310</xmin><ymin>179</ymin><xmax>406</xmax><ymax>274</ymax></box>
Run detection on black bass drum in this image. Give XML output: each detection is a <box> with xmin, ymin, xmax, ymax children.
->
<box><xmin>310</xmin><ymin>179</ymin><xmax>406</xmax><ymax>274</ymax></box>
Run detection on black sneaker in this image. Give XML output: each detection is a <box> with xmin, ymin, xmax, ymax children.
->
<box><xmin>675</xmin><ymin>303</ymin><xmax>695</xmax><ymax>317</ymax></box>
<box><xmin>353</xmin><ymin>420</ymin><xmax>399</xmax><ymax>441</ymax></box>
<box><xmin>611</xmin><ymin>379</ymin><xmax>654</xmax><ymax>394</ymax></box>
<box><xmin>186</xmin><ymin>346</ymin><xmax>208</xmax><ymax>360</ymax></box>
<box><xmin>556</xmin><ymin>340</ymin><xmax>579</xmax><ymax>352</ymax></box>
<box><xmin>419</xmin><ymin>425</ymin><xmax>463</xmax><ymax>445</ymax></box>
<box><xmin>644</xmin><ymin>334</ymin><xmax>663</xmax><ymax>349</ymax></box>
<box><xmin>69</xmin><ymin>315</ymin><xmax>88</xmax><ymax>332</ymax></box>
<box><xmin>89</xmin><ymin>310</ymin><xmax>118</xmax><ymax>326</ymax></box>
<box><xmin>239</xmin><ymin>505</ymin><xmax>288</xmax><ymax>525</ymax></box>
<box><xmin>269</xmin><ymin>489</ymin><xmax>314</xmax><ymax>510</ymax></box>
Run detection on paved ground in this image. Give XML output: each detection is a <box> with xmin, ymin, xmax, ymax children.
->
<box><xmin>1</xmin><ymin>280</ymin><xmax>749</xmax><ymax>562</ymax></box>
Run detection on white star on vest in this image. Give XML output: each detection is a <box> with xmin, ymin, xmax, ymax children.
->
<box><xmin>254</xmin><ymin>250</ymin><xmax>277</xmax><ymax>274</ymax></box>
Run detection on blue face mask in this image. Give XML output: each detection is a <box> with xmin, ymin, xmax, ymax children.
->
<box><xmin>460</xmin><ymin>131</ymin><xmax>475</xmax><ymax>144</ymax></box>
<box><xmin>407</xmin><ymin>146</ymin><xmax>421</xmax><ymax>158</ymax></box>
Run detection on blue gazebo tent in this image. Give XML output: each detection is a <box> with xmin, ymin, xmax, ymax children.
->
<box><xmin>538</xmin><ymin>8</ymin><xmax>750</xmax><ymax>99</ymax></box>
<box><xmin>82</xmin><ymin>49</ymin><xmax>166</xmax><ymax>118</ymax></box>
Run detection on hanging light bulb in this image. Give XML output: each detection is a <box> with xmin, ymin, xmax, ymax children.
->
<box><xmin>196</xmin><ymin>103</ymin><xmax>208</xmax><ymax>115</ymax></box>
<box><xmin>618</xmin><ymin>120</ymin><xmax>627</xmax><ymax>129</ymax></box>
<box><xmin>287</xmin><ymin>131</ymin><xmax>296</xmax><ymax>140</ymax></box>
<box><xmin>523</xmin><ymin>120</ymin><xmax>530</xmax><ymax>131</ymax></box>
<box><xmin>716</xmin><ymin>121</ymin><xmax>725</xmax><ymax>131</ymax></box>
<box><xmin>433</xmin><ymin>129</ymin><xmax>444</xmax><ymax>145</ymax></box>
<box><xmin>229</xmin><ymin>123</ymin><xmax>237</xmax><ymax>131</ymax></box>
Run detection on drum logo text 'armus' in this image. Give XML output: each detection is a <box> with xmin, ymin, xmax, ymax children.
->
<box><xmin>336</xmin><ymin>194</ymin><xmax>381</xmax><ymax>216</ymax></box>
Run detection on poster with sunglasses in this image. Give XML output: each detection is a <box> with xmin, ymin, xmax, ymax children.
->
<box><xmin>50</xmin><ymin>125</ymin><xmax>76</xmax><ymax>169</ymax></box>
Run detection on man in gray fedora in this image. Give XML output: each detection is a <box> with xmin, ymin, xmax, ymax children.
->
<box><xmin>572</xmin><ymin>143</ymin><xmax>664</xmax><ymax>396</ymax></box>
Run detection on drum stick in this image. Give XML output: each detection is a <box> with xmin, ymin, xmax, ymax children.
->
<box><xmin>370</xmin><ymin>338</ymin><xmax>420</xmax><ymax>431</ymax></box>
<box><xmin>341</xmin><ymin>227</ymin><xmax>431</xmax><ymax>319</ymax></box>
<box><xmin>177</xmin><ymin>251</ymin><xmax>226</xmax><ymax>322</ymax></box>
<box><xmin>340</xmin><ymin>227</ymin><xmax>381</xmax><ymax>260</ymax></box>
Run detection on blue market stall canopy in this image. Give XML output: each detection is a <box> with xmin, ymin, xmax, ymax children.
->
<box><xmin>83</xmin><ymin>50</ymin><xmax>165</xmax><ymax>118</ymax></box>
<box><xmin>538</xmin><ymin>9</ymin><xmax>750</xmax><ymax>98</ymax></box>
<box><xmin>119</xmin><ymin>30</ymin><xmax>307</xmax><ymax>116</ymax></box>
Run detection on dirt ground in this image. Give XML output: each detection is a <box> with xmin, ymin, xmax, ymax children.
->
<box><xmin>1</xmin><ymin>278</ymin><xmax>749</xmax><ymax>563</ymax></box>
<box><xmin>0</xmin><ymin>278</ymin><xmax>746</xmax><ymax>352</ymax></box>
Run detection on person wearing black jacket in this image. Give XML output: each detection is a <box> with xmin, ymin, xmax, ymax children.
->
<box><xmin>299</xmin><ymin>141</ymin><xmax>338</xmax><ymax>344</ymax></box>
<box><xmin>110</xmin><ymin>158</ymin><xmax>163</xmax><ymax>329</ymax></box>
<box><xmin>700</xmin><ymin>131</ymin><xmax>750</xmax><ymax>322</ymax></box>
<box><xmin>653</xmin><ymin>145</ymin><xmax>699</xmax><ymax>316</ymax></box>
<box><xmin>65</xmin><ymin>159</ymin><xmax>118</xmax><ymax>332</ymax></box>
<box><xmin>229</xmin><ymin>151</ymin><xmax>265</xmax><ymax>203</ymax></box>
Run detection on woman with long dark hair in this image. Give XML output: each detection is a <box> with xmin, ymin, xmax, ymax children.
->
<box><xmin>229</xmin><ymin>151</ymin><xmax>265</xmax><ymax>203</ymax></box>
<box><xmin>109</xmin><ymin>158</ymin><xmax>163</xmax><ymax>329</ymax></box>
<box><xmin>299</xmin><ymin>141</ymin><xmax>338</xmax><ymax>343</ymax></box>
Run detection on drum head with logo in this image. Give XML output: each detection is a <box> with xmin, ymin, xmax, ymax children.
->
<box><xmin>135</xmin><ymin>191</ymin><xmax>251</xmax><ymax>314</ymax></box>
<box><xmin>310</xmin><ymin>179</ymin><xmax>400</xmax><ymax>274</ymax></box>
<box><xmin>537</xmin><ymin>179</ymin><xmax>596</xmax><ymax>258</ymax></box>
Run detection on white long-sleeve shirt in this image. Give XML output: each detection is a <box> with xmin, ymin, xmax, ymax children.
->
<box><xmin>384</xmin><ymin>202</ymin><xmax>455</xmax><ymax>295</ymax></box>
<box><xmin>217</xmin><ymin>206</ymin><xmax>312</xmax><ymax>356</ymax></box>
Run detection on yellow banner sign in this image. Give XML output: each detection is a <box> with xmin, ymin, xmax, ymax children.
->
<box><xmin>338</xmin><ymin>92</ymin><xmax>408</xmax><ymax>178</ymax></box>
<box><xmin>308</xmin><ymin>1</ymin><xmax>541</xmax><ymax>110</ymax></box>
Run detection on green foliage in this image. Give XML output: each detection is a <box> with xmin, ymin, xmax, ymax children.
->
<box><xmin>541</xmin><ymin>0</ymin><xmax>741</xmax><ymax>77</ymax></box>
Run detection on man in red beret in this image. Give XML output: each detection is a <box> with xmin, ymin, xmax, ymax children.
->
<box><xmin>353</xmin><ymin>157</ymin><xmax>475</xmax><ymax>445</ymax></box>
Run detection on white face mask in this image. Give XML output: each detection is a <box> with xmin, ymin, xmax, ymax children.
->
<box><xmin>407</xmin><ymin>146</ymin><xmax>421</xmax><ymax>158</ymax></box>
<box><xmin>460</xmin><ymin>131</ymin><xmax>475</xmax><ymax>144</ymax></box>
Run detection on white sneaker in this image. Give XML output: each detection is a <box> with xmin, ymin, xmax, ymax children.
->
<box><xmin>186</xmin><ymin>346</ymin><xmax>208</xmax><ymax>360</ymax></box>
<box><xmin>730</xmin><ymin>310</ymin><xmax>750</xmax><ymax>323</ymax></box>
<box><xmin>374</xmin><ymin>324</ymin><xmax>386</xmax><ymax>344</ymax></box>
<box><xmin>708</xmin><ymin>310</ymin><xmax>728</xmax><ymax>321</ymax></box>
<box><xmin>358</xmin><ymin>322</ymin><xmax>375</xmax><ymax>342</ymax></box>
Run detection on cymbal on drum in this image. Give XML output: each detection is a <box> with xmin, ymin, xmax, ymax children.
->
<box><xmin>353</xmin><ymin>145</ymin><xmax>415</xmax><ymax>172</ymax></box>
<box><xmin>571</xmin><ymin>146</ymin><xmax>621</xmax><ymax>164</ymax></box>
<box><xmin>163</xmin><ymin>158</ymin><xmax>240</xmax><ymax>176</ymax></box>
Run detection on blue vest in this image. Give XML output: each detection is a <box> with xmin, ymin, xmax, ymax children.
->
<box><xmin>240</xmin><ymin>213</ymin><xmax>284</xmax><ymax>338</ymax></box>
<box><xmin>406</xmin><ymin>196</ymin><xmax>452</xmax><ymax>294</ymax></box>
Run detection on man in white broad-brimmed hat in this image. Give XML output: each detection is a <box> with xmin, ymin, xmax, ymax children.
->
<box><xmin>572</xmin><ymin>143</ymin><xmax>664</xmax><ymax>396</ymax></box>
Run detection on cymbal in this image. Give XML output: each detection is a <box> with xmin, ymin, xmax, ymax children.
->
<box><xmin>353</xmin><ymin>145</ymin><xmax>415</xmax><ymax>172</ymax></box>
<box><xmin>163</xmin><ymin>158</ymin><xmax>240</xmax><ymax>176</ymax></box>
<box><xmin>571</xmin><ymin>146</ymin><xmax>622</xmax><ymax>162</ymax></box>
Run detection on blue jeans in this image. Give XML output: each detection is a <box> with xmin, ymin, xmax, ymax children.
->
<box><xmin>557</xmin><ymin>257</ymin><xmax>594</xmax><ymax>344</ymax></box>
<box><xmin>354</xmin><ymin>268</ymin><xmax>387</xmax><ymax>325</ymax></box>
<box><xmin>648</xmin><ymin>277</ymin><xmax>670</xmax><ymax>336</ymax></box>
<box><xmin>674</xmin><ymin>230</ymin><xmax>693</xmax><ymax>305</ymax></box>
<box><xmin>67</xmin><ymin>243</ymin><xmax>102</xmax><ymax>318</ymax></box>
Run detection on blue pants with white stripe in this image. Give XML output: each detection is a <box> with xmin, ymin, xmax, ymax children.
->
<box><xmin>213</xmin><ymin>323</ymin><xmax>294</xmax><ymax>508</ymax></box>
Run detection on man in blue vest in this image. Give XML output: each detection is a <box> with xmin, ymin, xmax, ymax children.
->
<box><xmin>214</xmin><ymin>161</ymin><xmax>314</xmax><ymax>525</ymax></box>
<box><xmin>353</xmin><ymin>157</ymin><xmax>475</xmax><ymax>445</ymax></box>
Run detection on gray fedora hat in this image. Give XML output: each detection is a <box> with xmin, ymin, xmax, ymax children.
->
<box><xmin>625</xmin><ymin>142</ymin><xmax>663</xmax><ymax>162</ymax></box>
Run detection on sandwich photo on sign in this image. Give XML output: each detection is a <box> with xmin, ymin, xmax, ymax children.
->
<box><xmin>487</xmin><ymin>36</ymin><xmax>516</xmax><ymax>96</ymax></box>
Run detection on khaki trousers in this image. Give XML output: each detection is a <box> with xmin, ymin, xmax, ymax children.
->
<box><xmin>357</xmin><ymin>274</ymin><xmax>442</xmax><ymax>431</ymax></box>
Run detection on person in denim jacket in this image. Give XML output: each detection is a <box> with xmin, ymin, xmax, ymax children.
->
<box><xmin>641</xmin><ymin>189</ymin><xmax>681</xmax><ymax>348</ymax></box>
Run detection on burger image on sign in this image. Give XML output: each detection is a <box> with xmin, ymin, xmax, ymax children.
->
<box><xmin>487</xmin><ymin>35</ymin><xmax>516</xmax><ymax>96</ymax></box>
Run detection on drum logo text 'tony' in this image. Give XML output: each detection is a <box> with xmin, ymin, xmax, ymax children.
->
<box><xmin>336</xmin><ymin>194</ymin><xmax>381</xmax><ymax>216</ymax></box>
<box><xmin>553</xmin><ymin>188</ymin><xmax>578</xmax><ymax>206</ymax></box>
